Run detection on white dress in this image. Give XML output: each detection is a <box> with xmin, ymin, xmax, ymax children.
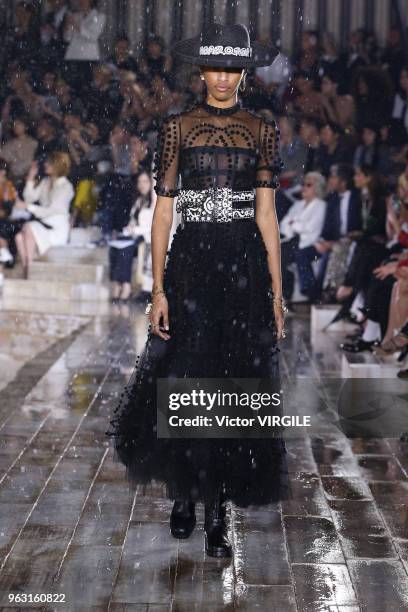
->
<box><xmin>23</xmin><ymin>177</ymin><xmax>74</xmax><ymax>256</ymax></box>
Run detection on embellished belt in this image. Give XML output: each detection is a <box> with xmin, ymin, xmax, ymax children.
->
<box><xmin>176</xmin><ymin>187</ymin><xmax>255</xmax><ymax>223</ymax></box>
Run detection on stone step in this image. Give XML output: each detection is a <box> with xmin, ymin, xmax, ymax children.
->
<box><xmin>311</xmin><ymin>304</ymin><xmax>358</xmax><ymax>335</ymax></box>
<box><xmin>0</xmin><ymin>295</ymin><xmax>111</xmax><ymax>316</ymax></box>
<box><xmin>40</xmin><ymin>245</ymin><xmax>108</xmax><ymax>266</ymax></box>
<box><xmin>0</xmin><ymin>310</ymin><xmax>87</xmax><ymax>336</ymax></box>
<box><xmin>69</xmin><ymin>226</ymin><xmax>101</xmax><ymax>247</ymax></box>
<box><xmin>341</xmin><ymin>352</ymin><xmax>405</xmax><ymax>378</ymax></box>
<box><xmin>2</xmin><ymin>279</ymin><xmax>109</xmax><ymax>302</ymax></box>
<box><xmin>28</xmin><ymin>261</ymin><xmax>106</xmax><ymax>284</ymax></box>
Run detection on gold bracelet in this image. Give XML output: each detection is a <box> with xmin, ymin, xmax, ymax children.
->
<box><xmin>152</xmin><ymin>287</ymin><xmax>165</xmax><ymax>296</ymax></box>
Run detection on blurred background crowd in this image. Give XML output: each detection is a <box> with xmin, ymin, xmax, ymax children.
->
<box><xmin>0</xmin><ymin>0</ymin><xmax>408</xmax><ymax>360</ymax></box>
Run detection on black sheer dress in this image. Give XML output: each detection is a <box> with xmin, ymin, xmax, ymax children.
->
<box><xmin>106</xmin><ymin>100</ymin><xmax>290</xmax><ymax>507</ymax></box>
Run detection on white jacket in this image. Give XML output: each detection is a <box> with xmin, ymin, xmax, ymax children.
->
<box><xmin>280</xmin><ymin>197</ymin><xmax>327</xmax><ymax>250</ymax></box>
<box><xmin>23</xmin><ymin>176</ymin><xmax>74</xmax><ymax>256</ymax></box>
<box><xmin>64</xmin><ymin>10</ymin><xmax>106</xmax><ymax>61</ymax></box>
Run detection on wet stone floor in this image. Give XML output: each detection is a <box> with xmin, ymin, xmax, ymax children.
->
<box><xmin>0</xmin><ymin>301</ymin><xmax>408</xmax><ymax>611</ymax></box>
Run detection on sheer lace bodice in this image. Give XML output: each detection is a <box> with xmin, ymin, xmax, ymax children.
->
<box><xmin>153</xmin><ymin>101</ymin><xmax>283</xmax><ymax>198</ymax></box>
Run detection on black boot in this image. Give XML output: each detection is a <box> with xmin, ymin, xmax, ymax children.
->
<box><xmin>170</xmin><ymin>500</ymin><xmax>196</xmax><ymax>539</ymax></box>
<box><xmin>204</xmin><ymin>495</ymin><xmax>232</xmax><ymax>558</ymax></box>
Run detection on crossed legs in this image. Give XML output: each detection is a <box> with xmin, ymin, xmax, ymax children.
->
<box><xmin>15</xmin><ymin>223</ymin><xmax>38</xmax><ymax>274</ymax></box>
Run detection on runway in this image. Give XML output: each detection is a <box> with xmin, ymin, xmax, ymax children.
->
<box><xmin>1</xmin><ymin>300</ymin><xmax>408</xmax><ymax>611</ymax></box>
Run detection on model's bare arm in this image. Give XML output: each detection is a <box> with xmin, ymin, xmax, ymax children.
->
<box><xmin>255</xmin><ymin>187</ymin><xmax>284</xmax><ymax>340</ymax></box>
<box><xmin>150</xmin><ymin>196</ymin><xmax>174</xmax><ymax>340</ymax></box>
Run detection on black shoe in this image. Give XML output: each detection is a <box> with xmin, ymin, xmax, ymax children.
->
<box><xmin>339</xmin><ymin>339</ymin><xmax>380</xmax><ymax>353</ymax></box>
<box><xmin>170</xmin><ymin>500</ymin><xmax>196</xmax><ymax>539</ymax></box>
<box><xmin>345</xmin><ymin>327</ymin><xmax>364</xmax><ymax>341</ymax></box>
<box><xmin>398</xmin><ymin>346</ymin><xmax>408</xmax><ymax>363</ymax></box>
<box><xmin>204</xmin><ymin>497</ymin><xmax>232</xmax><ymax>558</ymax></box>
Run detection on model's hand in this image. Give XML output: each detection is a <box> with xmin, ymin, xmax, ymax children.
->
<box><xmin>274</xmin><ymin>303</ymin><xmax>285</xmax><ymax>341</ymax></box>
<box><xmin>150</xmin><ymin>294</ymin><xmax>171</xmax><ymax>340</ymax></box>
<box><xmin>27</xmin><ymin>161</ymin><xmax>39</xmax><ymax>182</ymax></box>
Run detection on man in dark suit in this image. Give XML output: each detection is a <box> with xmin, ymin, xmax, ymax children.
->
<box><xmin>322</xmin><ymin>164</ymin><xmax>362</xmax><ymax>240</ymax></box>
<box><xmin>295</xmin><ymin>164</ymin><xmax>362</xmax><ymax>302</ymax></box>
<box><xmin>315</xmin><ymin>163</ymin><xmax>362</xmax><ymax>296</ymax></box>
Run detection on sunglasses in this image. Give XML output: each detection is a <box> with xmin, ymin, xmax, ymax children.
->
<box><xmin>303</xmin><ymin>182</ymin><xmax>313</xmax><ymax>187</ymax></box>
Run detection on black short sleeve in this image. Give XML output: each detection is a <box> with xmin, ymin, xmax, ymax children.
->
<box><xmin>153</xmin><ymin>114</ymin><xmax>181</xmax><ymax>198</ymax></box>
<box><xmin>255</xmin><ymin>117</ymin><xmax>284</xmax><ymax>190</ymax></box>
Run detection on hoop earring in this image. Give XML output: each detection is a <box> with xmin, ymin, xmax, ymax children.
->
<box><xmin>239</xmin><ymin>76</ymin><xmax>246</xmax><ymax>93</ymax></box>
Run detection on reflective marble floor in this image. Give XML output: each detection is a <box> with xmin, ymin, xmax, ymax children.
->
<box><xmin>0</xmin><ymin>299</ymin><xmax>408</xmax><ymax>611</ymax></box>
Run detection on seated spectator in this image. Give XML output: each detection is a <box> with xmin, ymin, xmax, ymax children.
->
<box><xmin>147</xmin><ymin>75</ymin><xmax>183</xmax><ymax>128</ymax></box>
<box><xmin>119</xmin><ymin>71</ymin><xmax>150</xmax><ymax>132</ymax></box>
<box><xmin>4</xmin><ymin>1</ymin><xmax>40</xmax><ymax>72</ymax></box>
<box><xmin>320</xmin><ymin>67</ymin><xmax>355</xmax><ymax>130</ymax></box>
<box><xmin>130</xmin><ymin>133</ymin><xmax>152</xmax><ymax>176</ymax></box>
<box><xmin>36</xmin><ymin>71</ymin><xmax>60</xmax><ymax>114</ymax></box>
<box><xmin>138</xmin><ymin>35</ymin><xmax>172</xmax><ymax>83</ymax></box>
<box><xmin>382</xmin><ymin>29</ymin><xmax>405</xmax><ymax>90</ymax></box>
<box><xmin>319</xmin><ymin>164</ymin><xmax>362</xmax><ymax>301</ymax></box>
<box><xmin>319</xmin><ymin>33</ymin><xmax>342</xmax><ymax>80</ymax></box>
<box><xmin>352</xmin><ymin>66</ymin><xmax>393</xmax><ymax>131</ymax></box>
<box><xmin>107</xmin><ymin>35</ymin><xmax>140</xmax><ymax>76</ymax></box>
<box><xmin>299</xmin><ymin>116</ymin><xmax>321</xmax><ymax>173</ymax></box>
<box><xmin>0</xmin><ymin>116</ymin><xmax>38</xmax><ymax>185</ymax></box>
<box><xmin>341</xmin><ymin>200</ymin><xmax>407</xmax><ymax>353</ymax></box>
<box><xmin>84</xmin><ymin>64</ymin><xmax>123</xmax><ymax>138</ymax></box>
<box><xmin>336</xmin><ymin>164</ymin><xmax>388</xmax><ymax>324</ymax></box>
<box><xmin>280</xmin><ymin>172</ymin><xmax>327</xmax><ymax>302</ymax></box>
<box><xmin>14</xmin><ymin>153</ymin><xmax>74</xmax><ymax>276</ymax></box>
<box><xmin>353</xmin><ymin>124</ymin><xmax>392</xmax><ymax>176</ymax></box>
<box><xmin>292</xmin><ymin>70</ymin><xmax>325</xmax><ymax>121</ymax></box>
<box><xmin>391</xmin><ymin>66</ymin><xmax>408</xmax><ymax>145</ymax></box>
<box><xmin>0</xmin><ymin>159</ymin><xmax>17</xmax><ymax>266</ymax></box>
<box><xmin>314</xmin><ymin>121</ymin><xmax>354</xmax><ymax>177</ymax></box>
<box><xmin>95</xmin><ymin>123</ymin><xmax>134</xmax><ymax>245</ymax></box>
<box><xmin>183</xmin><ymin>70</ymin><xmax>206</xmax><ymax>108</ymax></box>
<box><xmin>70</xmin><ymin>123</ymin><xmax>109</xmax><ymax>227</ymax></box>
<box><xmin>338</xmin><ymin>30</ymin><xmax>367</xmax><ymax>95</ymax></box>
<box><xmin>294</xmin><ymin>31</ymin><xmax>320</xmax><ymax>82</ymax></box>
<box><xmin>278</xmin><ymin>116</ymin><xmax>308</xmax><ymax>190</ymax></box>
<box><xmin>40</xmin><ymin>0</ymin><xmax>69</xmax><ymax>70</ymax></box>
<box><xmin>55</xmin><ymin>79</ymin><xmax>85</xmax><ymax>118</ymax></box>
<box><xmin>34</xmin><ymin>118</ymin><xmax>64</xmax><ymax>172</ymax></box>
<box><xmin>0</xmin><ymin>69</ymin><xmax>30</xmax><ymax>132</ymax></box>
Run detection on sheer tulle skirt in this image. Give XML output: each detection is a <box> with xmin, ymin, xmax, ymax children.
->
<box><xmin>106</xmin><ymin>219</ymin><xmax>290</xmax><ymax>507</ymax></box>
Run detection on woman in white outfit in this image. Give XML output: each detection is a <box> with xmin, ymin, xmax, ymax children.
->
<box><xmin>63</xmin><ymin>0</ymin><xmax>106</xmax><ymax>88</ymax></box>
<box><xmin>280</xmin><ymin>172</ymin><xmax>327</xmax><ymax>301</ymax></box>
<box><xmin>15</xmin><ymin>152</ymin><xmax>74</xmax><ymax>276</ymax></box>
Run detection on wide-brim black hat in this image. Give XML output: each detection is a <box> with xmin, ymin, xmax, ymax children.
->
<box><xmin>172</xmin><ymin>23</ymin><xmax>279</xmax><ymax>68</ymax></box>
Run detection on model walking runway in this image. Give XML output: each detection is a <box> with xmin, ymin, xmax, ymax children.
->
<box><xmin>106</xmin><ymin>23</ymin><xmax>290</xmax><ymax>557</ymax></box>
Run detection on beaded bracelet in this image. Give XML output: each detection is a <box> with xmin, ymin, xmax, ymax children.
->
<box><xmin>272</xmin><ymin>296</ymin><xmax>288</xmax><ymax>314</ymax></box>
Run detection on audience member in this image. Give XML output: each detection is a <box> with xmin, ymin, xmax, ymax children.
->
<box><xmin>0</xmin><ymin>159</ymin><xmax>17</xmax><ymax>265</ymax></box>
<box><xmin>280</xmin><ymin>172</ymin><xmax>327</xmax><ymax>302</ymax></box>
<box><xmin>63</xmin><ymin>0</ymin><xmax>106</xmax><ymax>89</ymax></box>
<box><xmin>278</xmin><ymin>116</ymin><xmax>308</xmax><ymax>190</ymax></box>
<box><xmin>314</xmin><ymin>121</ymin><xmax>354</xmax><ymax>177</ymax></box>
<box><xmin>0</xmin><ymin>116</ymin><xmax>38</xmax><ymax>185</ymax></box>
<box><xmin>15</xmin><ymin>152</ymin><xmax>74</xmax><ymax>275</ymax></box>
